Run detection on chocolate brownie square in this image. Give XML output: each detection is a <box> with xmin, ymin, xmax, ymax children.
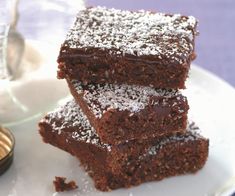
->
<box><xmin>67</xmin><ymin>79</ymin><xmax>189</xmax><ymax>144</ymax></box>
<box><xmin>57</xmin><ymin>7</ymin><xmax>198</xmax><ymax>89</ymax></box>
<box><xmin>39</xmin><ymin>100</ymin><xmax>209</xmax><ymax>191</ymax></box>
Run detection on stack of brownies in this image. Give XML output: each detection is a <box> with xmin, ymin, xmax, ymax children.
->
<box><xmin>39</xmin><ymin>7</ymin><xmax>209</xmax><ymax>191</ymax></box>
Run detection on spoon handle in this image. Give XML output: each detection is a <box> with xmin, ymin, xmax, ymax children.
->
<box><xmin>10</xmin><ymin>0</ymin><xmax>19</xmax><ymax>29</ymax></box>
<box><xmin>0</xmin><ymin>24</ymin><xmax>10</xmax><ymax>80</ymax></box>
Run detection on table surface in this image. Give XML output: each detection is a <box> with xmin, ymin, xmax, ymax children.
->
<box><xmin>18</xmin><ymin>0</ymin><xmax>235</xmax><ymax>87</ymax></box>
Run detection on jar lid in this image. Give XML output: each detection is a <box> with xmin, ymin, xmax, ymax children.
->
<box><xmin>0</xmin><ymin>126</ymin><xmax>15</xmax><ymax>175</ymax></box>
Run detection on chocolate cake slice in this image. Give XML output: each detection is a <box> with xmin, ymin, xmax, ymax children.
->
<box><xmin>39</xmin><ymin>100</ymin><xmax>209</xmax><ymax>191</ymax></box>
<box><xmin>67</xmin><ymin>79</ymin><xmax>189</xmax><ymax>144</ymax></box>
<box><xmin>57</xmin><ymin>6</ymin><xmax>198</xmax><ymax>89</ymax></box>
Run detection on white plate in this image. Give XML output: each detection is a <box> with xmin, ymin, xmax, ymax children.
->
<box><xmin>0</xmin><ymin>65</ymin><xmax>235</xmax><ymax>196</ymax></box>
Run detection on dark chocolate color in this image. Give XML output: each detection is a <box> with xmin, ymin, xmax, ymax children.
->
<box><xmin>67</xmin><ymin>79</ymin><xmax>189</xmax><ymax>144</ymax></box>
<box><xmin>53</xmin><ymin>177</ymin><xmax>78</xmax><ymax>192</ymax></box>
<box><xmin>57</xmin><ymin>7</ymin><xmax>198</xmax><ymax>89</ymax></box>
<box><xmin>39</xmin><ymin>100</ymin><xmax>209</xmax><ymax>191</ymax></box>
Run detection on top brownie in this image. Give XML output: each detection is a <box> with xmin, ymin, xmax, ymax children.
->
<box><xmin>58</xmin><ymin>6</ymin><xmax>198</xmax><ymax>89</ymax></box>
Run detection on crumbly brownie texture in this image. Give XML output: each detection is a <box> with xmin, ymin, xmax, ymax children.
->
<box><xmin>53</xmin><ymin>176</ymin><xmax>78</xmax><ymax>192</ymax></box>
<box><xmin>39</xmin><ymin>100</ymin><xmax>209</xmax><ymax>191</ymax></box>
<box><xmin>57</xmin><ymin>6</ymin><xmax>198</xmax><ymax>89</ymax></box>
<box><xmin>67</xmin><ymin>79</ymin><xmax>189</xmax><ymax>144</ymax></box>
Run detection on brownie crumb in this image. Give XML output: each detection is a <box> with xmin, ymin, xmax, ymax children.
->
<box><xmin>53</xmin><ymin>176</ymin><xmax>78</xmax><ymax>192</ymax></box>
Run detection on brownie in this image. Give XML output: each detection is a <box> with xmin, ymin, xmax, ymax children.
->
<box><xmin>57</xmin><ymin>7</ymin><xmax>198</xmax><ymax>89</ymax></box>
<box><xmin>67</xmin><ymin>79</ymin><xmax>189</xmax><ymax>144</ymax></box>
<box><xmin>39</xmin><ymin>100</ymin><xmax>209</xmax><ymax>191</ymax></box>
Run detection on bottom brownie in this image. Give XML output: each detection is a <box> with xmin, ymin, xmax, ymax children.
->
<box><xmin>38</xmin><ymin>100</ymin><xmax>209</xmax><ymax>191</ymax></box>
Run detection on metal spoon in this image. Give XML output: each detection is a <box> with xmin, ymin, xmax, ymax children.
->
<box><xmin>7</xmin><ymin>0</ymin><xmax>25</xmax><ymax>80</ymax></box>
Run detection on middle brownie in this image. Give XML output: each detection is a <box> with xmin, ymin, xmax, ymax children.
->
<box><xmin>67</xmin><ymin>79</ymin><xmax>189</xmax><ymax>144</ymax></box>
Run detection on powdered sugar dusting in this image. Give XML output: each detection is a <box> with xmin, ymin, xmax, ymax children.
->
<box><xmin>65</xmin><ymin>6</ymin><xmax>197</xmax><ymax>63</ymax></box>
<box><xmin>40</xmin><ymin>99</ymin><xmax>111</xmax><ymax>151</ymax></box>
<box><xmin>71</xmin><ymin>80</ymin><xmax>181</xmax><ymax>118</ymax></box>
<box><xmin>40</xmin><ymin>100</ymin><xmax>206</xmax><ymax>158</ymax></box>
<box><xmin>146</xmin><ymin>122</ymin><xmax>205</xmax><ymax>156</ymax></box>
